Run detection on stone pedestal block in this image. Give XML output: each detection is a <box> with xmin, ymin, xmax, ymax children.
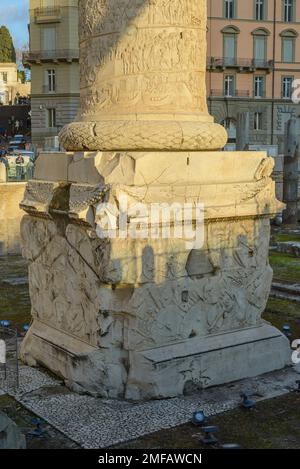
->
<box><xmin>19</xmin><ymin>150</ymin><xmax>291</xmax><ymax>399</ymax></box>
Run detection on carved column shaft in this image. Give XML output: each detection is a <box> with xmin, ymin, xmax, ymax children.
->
<box><xmin>59</xmin><ymin>0</ymin><xmax>227</xmax><ymax>151</ymax></box>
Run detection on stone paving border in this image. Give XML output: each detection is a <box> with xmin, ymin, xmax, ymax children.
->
<box><xmin>0</xmin><ymin>365</ymin><xmax>299</xmax><ymax>449</ymax></box>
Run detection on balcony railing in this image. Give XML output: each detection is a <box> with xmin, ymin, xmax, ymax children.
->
<box><xmin>23</xmin><ymin>50</ymin><xmax>79</xmax><ymax>64</ymax></box>
<box><xmin>207</xmin><ymin>57</ymin><xmax>273</xmax><ymax>70</ymax></box>
<box><xmin>34</xmin><ymin>7</ymin><xmax>61</xmax><ymax>23</ymax></box>
<box><xmin>210</xmin><ymin>89</ymin><xmax>251</xmax><ymax>98</ymax></box>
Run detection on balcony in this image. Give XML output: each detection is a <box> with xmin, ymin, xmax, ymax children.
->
<box><xmin>23</xmin><ymin>50</ymin><xmax>79</xmax><ymax>65</ymax></box>
<box><xmin>207</xmin><ymin>57</ymin><xmax>273</xmax><ymax>72</ymax></box>
<box><xmin>210</xmin><ymin>90</ymin><xmax>251</xmax><ymax>98</ymax></box>
<box><xmin>34</xmin><ymin>7</ymin><xmax>61</xmax><ymax>24</ymax></box>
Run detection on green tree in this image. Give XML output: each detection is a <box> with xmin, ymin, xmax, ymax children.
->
<box><xmin>17</xmin><ymin>70</ymin><xmax>25</xmax><ymax>84</ymax></box>
<box><xmin>0</xmin><ymin>26</ymin><xmax>16</xmax><ymax>63</ymax></box>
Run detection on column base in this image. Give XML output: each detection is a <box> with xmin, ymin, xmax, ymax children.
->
<box><xmin>126</xmin><ymin>323</ymin><xmax>291</xmax><ymax>399</ymax></box>
<box><xmin>59</xmin><ymin>119</ymin><xmax>228</xmax><ymax>152</ymax></box>
<box><xmin>20</xmin><ymin>321</ymin><xmax>291</xmax><ymax>400</ymax></box>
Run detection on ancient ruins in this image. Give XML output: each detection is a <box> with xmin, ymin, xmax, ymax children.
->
<box><xmin>19</xmin><ymin>0</ymin><xmax>290</xmax><ymax>400</ymax></box>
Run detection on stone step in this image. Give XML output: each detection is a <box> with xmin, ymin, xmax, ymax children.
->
<box><xmin>271</xmin><ymin>281</ymin><xmax>300</xmax><ymax>303</ymax></box>
<box><xmin>272</xmin><ymin>281</ymin><xmax>300</xmax><ymax>295</ymax></box>
<box><xmin>276</xmin><ymin>242</ymin><xmax>300</xmax><ymax>258</ymax></box>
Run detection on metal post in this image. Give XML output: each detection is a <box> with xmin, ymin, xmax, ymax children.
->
<box><xmin>282</xmin><ymin>117</ymin><xmax>300</xmax><ymax>225</ymax></box>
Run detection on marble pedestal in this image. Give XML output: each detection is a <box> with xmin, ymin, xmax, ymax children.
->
<box><xmin>19</xmin><ymin>150</ymin><xmax>291</xmax><ymax>400</ymax></box>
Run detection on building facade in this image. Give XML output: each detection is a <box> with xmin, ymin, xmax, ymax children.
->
<box><xmin>24</xmin><ymin>0</ymin><xmax>79</xmax><ymax>149</ymax></box>
<box><xmin>207</xmin><ymin>0</ymin><xmax>300</xmax><ymax>152</ymax></box>
<box><xmin>0</xmin><ymin>63</ymin><xmax>30</xmax><ymax>106</ymax></box>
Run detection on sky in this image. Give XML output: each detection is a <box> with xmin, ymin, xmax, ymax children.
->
<box><xmin>1</xmin><ymin>0</ymin><xmax>29</xmax><ymax>50</ymax></box>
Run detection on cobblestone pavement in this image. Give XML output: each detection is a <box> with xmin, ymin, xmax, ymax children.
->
<box><xmin>0</xmin><ymin>364</ymin><xmax>299</xmax><ymax>448</ymax></box>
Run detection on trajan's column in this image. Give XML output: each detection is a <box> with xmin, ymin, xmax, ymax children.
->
<box><xmin>59</xmin><ymin>0</ymin><xmax>227</xmax><ymax>152</ymax></box>
<box><xmin>20</xmin><ymin>0</ymin><xmax>290</xmax><ymax>400</ymax></box>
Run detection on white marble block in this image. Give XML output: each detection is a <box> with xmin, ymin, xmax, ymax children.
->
<box><xmin>19</xmin><ymin>150</ymin><xmax>290</xmax><ymax>399</ymax></box>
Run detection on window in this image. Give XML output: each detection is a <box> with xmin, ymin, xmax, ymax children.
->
<box><xmin>281</xmin><ymin>76</ymin><xmax>293</xmax><ymax>99</ymax></box>
<box><xmin>254</xmin><ymin>36</ymin><xmax>266</xmax><ymax>65</ymax></box>
<box><xmin>0</xmin><ymin>72</ymin><xmax>7</xmax><ymax>84</ymax></box>
<box><xmin>224</xmin><ymin>35</ymin><xmax>236</xmax><ymax>65</ymax></box>
<box><xmin>47</xmin><ymin>108</ymin><xmax>56</xmax><ymax>128</ymax></box>
<box><xmin>255</xmin><ymin>0</ymin><xmax>265</xmax><ymax>20</ymax></box>
<box><xmin>254</xmin><ymin>76</ymin><xmax>265</xmax><ymax>98</ymax></box>
<box><xmin>252</xmin><ymin>28</ymin><xmax>270</xmax><ymax>66</ymax></box>
<box><xmin>280</xmin><ymin>30</ymin><xmax>297</xmax><ymax>62</ymax></box>
<box><xmin>283</xmin><ymin>0</ymin><xmax>294</xmax><ymax>22</ymax></box>
<box><xmin>222</xmin><ymin>26</ymin><xmax>239</xmax><ymax>66</ymax></box>
<box><xmin>222</xmin><ymin>118</ymin><xmax>237</xmax><ymax>142</ymax></box>
<box><xmin>224</xmin><ymin>0</ymin><xmax>235</xmax><ymax>19</ymax></box>
<box><xmin>224</xmin><ymin>75</ymin><xmax>235</xmax><ymax>97</ymax></box>
<box><xmin>42</xmin><ymin>27</ymin><xmax>56</xmax><ymax>51</ymax></box>
<box><xmin>254</xmin><ymin>112</ymin><xmax>263</xmax><ymax>130</ymax></box>
<box><xmin>282</xmin><ymin>38</ymin><xmax>294</xmax><ymax>62</ymax></box>
<box><xmin>45</xmin><ymin>69</ymin><xmax>56</xmax><ymax>92</ymax></box>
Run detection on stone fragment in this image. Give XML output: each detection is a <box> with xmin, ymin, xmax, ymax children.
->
<box><xmin>34</xmin><ymin>152</ymin><xmax>73</xmax><ymax>182</ymax></box>
<box><xmin>0</xmin><ymin>412</ymin><xmax>26</xmax><ymax>449</ymax></box>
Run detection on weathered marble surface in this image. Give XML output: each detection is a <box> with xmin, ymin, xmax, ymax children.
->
<box><xmin>59</xmin><ymin>0</ymin><xmax>227</xmax><ymax>151</ymax></box>
<box><xmin>20</xmin><ymin>151</ymin><xmax>290</xmax><ymax>399</ymax></box>
<box><xmin>0</xmin><ymin>182</ymin><xmax>27</xmax><ymax>256</ymax></box>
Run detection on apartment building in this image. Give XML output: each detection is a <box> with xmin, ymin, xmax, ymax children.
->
<box><xmin>24</xmin><ymin>0</ymin><xmax>79</xmax><ymax>148</ymax></box>
<box><xmin>0</xmin><ymin>63</ymin><xmax>30</xmax><ymax>105</ymax></box>
<box><xmin>207</xmin><ymin>0</ymin><xmax>300</xmax><ymax>151</ymax></box>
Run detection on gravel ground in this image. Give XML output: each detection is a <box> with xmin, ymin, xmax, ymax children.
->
<box><xmin>0</xmin><ymin>364</ymin><xmax>299</xmax><ymax>448</ymax></box>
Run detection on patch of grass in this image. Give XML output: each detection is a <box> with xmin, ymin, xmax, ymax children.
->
<box><xmin>269</xmin><ymin>251</ymin><xmax>300</xmax><ymax>283</ymax></box>
<box><xmin>263</xmin><ymin>298</ymin><xmax>300</xmax><ymax>340</ymax></box>
<box><xmin>0</xmin><ymin>256</ymin><xmax>31</xmax><ymax>329</ymax></box>
<box><xmin>275</xmin><ymin>233</ymin><xmax>300</xmax><ymax>243</ymax></box>
<box><xmin>266</xmin><ymin>297</ymin><xmax>300</xmax><ymax>318</ymax></box>
<box><xmin>113</xmin><ymin>393</ymin><xmax>300</xmax><ymax>449</ymax></box>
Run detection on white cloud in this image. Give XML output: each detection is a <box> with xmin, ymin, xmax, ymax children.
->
<box><xmin>0</xmin><ymin>1</ymin><xmax>29</xmax><ymax>48</ymax></box>
<box><xmin>0</xmin><ymin>2</ymin><xmax>29</xmax><ymax>24</ymax></box>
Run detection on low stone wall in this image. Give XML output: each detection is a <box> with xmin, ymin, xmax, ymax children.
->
<box><xmin>0</xmin><ymin>182</ymin><xmax>26</xmax><ymax>256</ymax></box>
